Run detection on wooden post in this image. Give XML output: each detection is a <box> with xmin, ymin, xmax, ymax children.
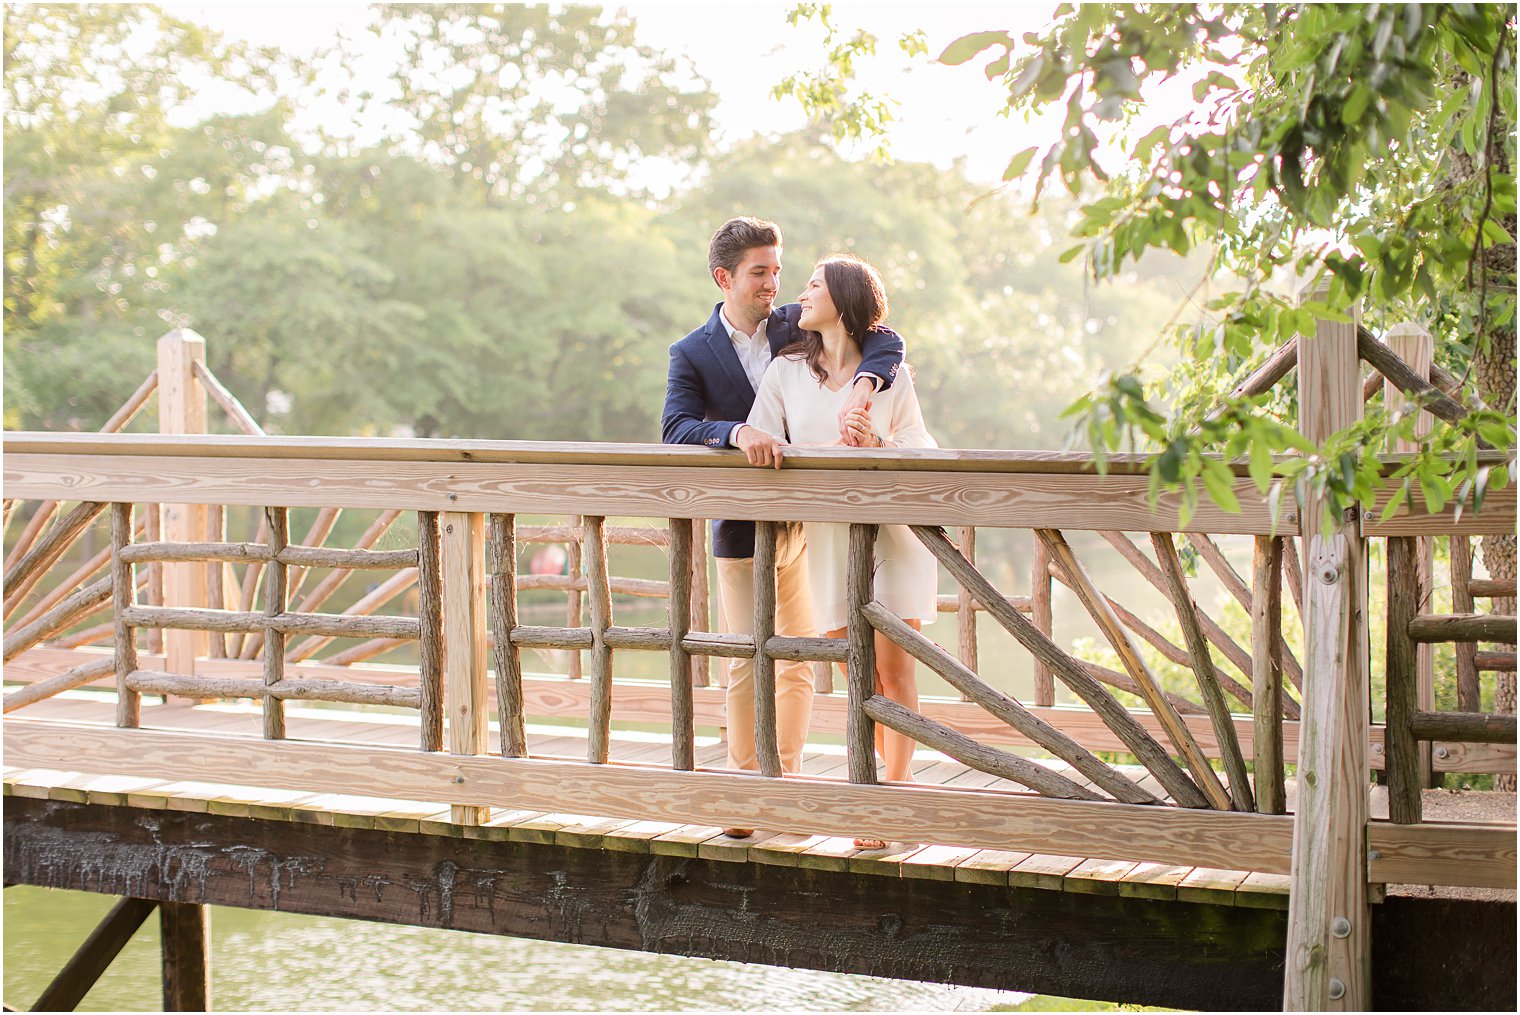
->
<box><xmin>846</xmin><ymin>523</ymin><xmax>879</xmax><ymax>785</ymax></box>
<box><xmin>112</xmin><ymin>503</ymin><xmax>140</xmax><ymax>729</ymax></box>
<box><xmin>442</xmin><ymin>511</ymin><xmax>488</xmax><ymax>824</ymax></box>
<box><xmin>668</xmin><ymin>517</ymin><xmax>696</xmax><ymax>770</ymax></box>
<box><xmin>566</xmin><ymin>516</ymin><xmax>584</xmax><ymax>680</ymax></box>
<box><xmin>584</xmin><ymin>515</ymin><xmax>613</xmax><ymax>764</ymax></box>
<box><xmin>488</xmin><ymin>513</ymin><xmax>526</xmax><ymax>758</ymax></box>
<box><xmin>206</xmin><ymin>505</ymin><xmax>227</xmax><ymax>658</ymax></box>
<box><xmin>690</xmin><ymin>517</ymin><xmax>711</xmax><ymax>687</ymax></box>
<box><xmin>1385</xmin><ymin>536</ymin><xmax>1423</xmax><ymax>823</ymax></box>
<box><xmin>418</xmin><ymin>512</ymin><xmax>445</xmax><ymax>753</ymax></box>
<box><xmin>1285</xmin><ymin>283</ymin><xmax>1369</xmax><ymax>1011</ymax></box>
<box><xmin>262</xmin><ymin>507</ymin><xmax>288</xmax><ymax>740</ymax></box>
<box><xmin>956</xmin><ymin>525</ymin><xmax>978</xmax><ymax>699</ymax></box>
<box><xmin>1451</xmin><ymin>535</ymin><xmax>1481</xmax><ymax>711</ymax></box>
<box><xmin>1031</xmin><ymin>532</ymin><xmax>1055</xmax><ymax>706</ymax></box>
<box><xmin>159</xmin><ymin>901</ymin><xmax>210</xmax><ymax>1012</ymax></box>
<box><xmin>31</xmin><ymin>897</ymin><xmax>159</xmax><ymax>1013</ymax></box>
<box><xmin>752</xmin><ymin>520</ymin><xmax>783</xmax><ymax>777</ymax></box>
<box><xmin>157</xmin><ymin>329</ymin><xmax>210</xmax><ymax>675</ymax></box>
<box><xmin>1385</xmin><ymin>322</ymin><xmax>1436</xmax><ymax>785</ymax></box>
<box><xmin>1251</xmin><ymin>536</ymin><xmax>1287</xmax><ymax>814</ymax></box>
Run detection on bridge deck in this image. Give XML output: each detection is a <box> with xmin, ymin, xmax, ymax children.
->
<box><xmin>3</xmin><ymin>691</ymin><xmax>1306</xmax><ymax>906</ymax></box>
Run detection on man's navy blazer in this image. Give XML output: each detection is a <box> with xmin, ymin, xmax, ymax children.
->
<box><xmin>661</xmin><ymin>301</ymin><xmax>904</xmax><ymax>559</ymax></box>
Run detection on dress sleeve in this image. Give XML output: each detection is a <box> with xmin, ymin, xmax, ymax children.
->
<box><xmin>746</xmin><ymin>359</ymin><xmax>789</xmax><ymax>442</ymax></box>
<box><xmin>881</xmin><ymin>365</ymin><xmax>936</xmax><ymax>449</ymax></box>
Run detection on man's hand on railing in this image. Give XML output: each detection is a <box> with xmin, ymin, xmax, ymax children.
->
<box><xmin>735</xmin><ymin>425</ymin><xmax>786</xmax><ymax>469</ymax></box>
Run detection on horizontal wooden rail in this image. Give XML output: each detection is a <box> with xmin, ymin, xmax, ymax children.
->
<box><xmin>1477</xmin><ymin>650</ymin><xmax>1517</xmax><ymax>672</ymax></box>
<box><xmin>124</xmin><ymin>670</ymin><xmax>421</xmax><ymax>708</ymax></box>
<box><xmin>517</xmin><ymin>574</ymin><xmax>669</xmax><ymax>598</ymax></box>
<box><xmin>1409</xmin><ymin>711</ymin><xmax>1518</xmax><ymax>744</ymax></box>
<box><xmin>120</xmin><ymin>605</ymin><xmax>420</xmax><ymax>640</ymax></box>
<box><xmin>1407</xmin><ymin>613</ymin><xmax>1517</xmax><ymax>644</ymax></box>
<box><xmin>119</xmin><ymin>542</ymin><xmax>418</xmax><ymax>570</ymax></box>
<box><xmin>518</xmin><ymin>524</ymin><xmax>668</xmax><ymax>546</ymax></box>
<box><xmin>1468</xmin><ymin>578</ymin><xmax>1517</xmax><ymax>599</ymax></box>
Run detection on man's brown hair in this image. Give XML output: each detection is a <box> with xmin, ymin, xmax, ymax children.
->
<box><xmin>708</xmin><ymin>216</ymin><xmax>783</xmax><ymax>284</ymax></box>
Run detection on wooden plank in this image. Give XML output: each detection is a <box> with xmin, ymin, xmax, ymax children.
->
<box><xmin>751</xmin><ymin>520</ymin><xmax>782</xmax><ymax>778</ymax></box>
<box><xmin>1008</xmin><ymin>853</ymin><xmax>1085</xmax><ymax>891</ymax></box>
<box><xmin>442</xmin><ymin>511</ymin><xmax>487</xmax><ymax>824</ymax></box>
<box><xmin>31</xmin><ymin>896</ymin><xmax>160</xmax><ymax>1013</ymax></box>
<box><xmin>1236</xmin><ymin>872</ymin><xmax>1292</xmax><ymax>910</ymax></box>
<box><xmin>1117</xmin><ymin>861</ymin><xmax>1194</xmax><ymax>901</ymax></box>
<box><xmin>417</xmin><ymin>511</ymin><xmax>444</xmax><ymax>752</ymax></box>
<box><xmin>1176</xmin><ymin>866</ymin><xmax>1251</xmax><ymax>905</ymax></box>
<box><xmin>667</xmin><ymin>516</ymin><xmax>695</xmax><ymax>770</ymax></box>
<box><xmin>486</xmin><ymin>513</ymin><xmax>524</xmax><ymax>757</ymax></box>
<box><xmin>1368</xmin><ymin>820</ymin><xmax>1517</xmax><ymax>888</ymax></box>
<box><xmin>4</xmin><ymin>450</ymin><xmax>1285</xmax><ymax>534</ymax></box>
<box><xmin>157</xmin><ymin>330</ymin><xmax>211</xmax><ymax>676</ymax></box>
<box><xmin>1386</xmin><ymin>537</ymin><xmax>1422</xmax><ymax>823</ymax></box>
<box><xmin>1039</xmin><ymin>528</ymin><xmax>1226</xmax><ymax>809</ymax></box>
<box><xmin>1063</xmin><ymin>857</ymin><xmax>1140</xmax><ymax>896</ymax></box>
<box><xmin>1151</xmin><ymin>532</ymin><xmax>1254</xmax><ymax>811</ymax></box>
<box><xmin>862</xmin><ymin>602</ymin><xmax>1157</xmax><ymax>803</ymax></box>
<box><xmin>846</xmin><ymin>523</ymin><xmax>878</xmax><ymax>785</ymax></box>
<box><xmin>1251</xmin><ymin>536</ymin><xmax>1288</xmax><ymax>814</ymax></box>
<box><xmin>3</xmin><ymin>717</ymin><xmax>1306</xmax><ymax>872</ymax></box>
<box><xmin>583</xmin><ymin>515</ymin><xmax>612</xmax><ymax>764</ymax></box>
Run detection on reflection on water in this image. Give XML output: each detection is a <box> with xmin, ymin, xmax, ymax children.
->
<box><xmin>5</xmin><ymin>887</ymin><xmax>1029</xmax><ymax>1011</ymax></box>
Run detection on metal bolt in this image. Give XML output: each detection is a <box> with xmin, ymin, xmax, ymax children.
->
<box><xmin>1285</xmin><ymin>512</ymin><xmax>1299</xmax><ymax>524</ymax></box>
<box><xmin>1371</xmin><ymin>743</ymin><xmax>1384</xmax><ymax>755</ymax></box>
<box><xmin>448</xmin><ymin>492</ymin><xmax>458</xmax><ymax>501</ymax></box>
<box><xmin>1368</xmin><ymin>849</ymin><xmax>1381</xmax><ymax>861</ymax></box>
<box><xmin>453</xmin><ymin>775</ymin><xmax>464</xmax><ymax>784</ymax></box>
<box><xmin>1328</xmin><ymin>978</ymin><xmax>1346</xmax><ymax>1001</ymax></box>
<box><xmin>1435</xmin><ymin>746</ymin><xmax>1450</xmax><ymax>760</ymax></box>
<box><xmin>1331</xmin><ymin>917</ymin><xmax>1351</xmax><ymax>939</ymax></box>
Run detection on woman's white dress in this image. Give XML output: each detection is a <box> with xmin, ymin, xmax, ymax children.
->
<box><xmin>747</xmin><ymin>355</ymin><xmax>939</xmax><ymax>633</ymax></box>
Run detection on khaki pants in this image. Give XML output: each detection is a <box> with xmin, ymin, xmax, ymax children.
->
<box><xmin>716</xmin><ymin>522</ymin><xmax>816</xmax><ymax>773</ymax></box>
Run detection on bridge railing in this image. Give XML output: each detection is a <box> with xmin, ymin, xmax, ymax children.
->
<box><xmin>3</xmin><ymin>431</ymin><xmax>1514</xmax><ymax>890</ymax></box>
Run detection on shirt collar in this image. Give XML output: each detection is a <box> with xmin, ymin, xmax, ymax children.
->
<box><xmin>719</xmin><ymin>307</ymin><xmax>768</xmax><ymax>343</ymax></box>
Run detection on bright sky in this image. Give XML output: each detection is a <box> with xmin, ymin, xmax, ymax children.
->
<box><xmin>160</xmin><ymin>1</ymin><xmax>1080</xmax><ymax>186</ymax></box>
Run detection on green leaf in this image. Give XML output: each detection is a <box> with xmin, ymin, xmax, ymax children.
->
<box><xmin>1249</xmin><ymin>437</ymin><xmax>1274</xmax><ymax>492</ymax></box>
<box><xmin>1002</xmin><ymin>146</ymin><xmax>1038</xmax><ymax>181</ymax></box>
<box><xmin>938</xmin><ymin>31</ymin><xmax>1009</xmax><ymax>66</ymax></box>
<box><xmin>1201</xmin><ymin>459</ymin><xmax>1242</xmax><ymax>513</ymax></box>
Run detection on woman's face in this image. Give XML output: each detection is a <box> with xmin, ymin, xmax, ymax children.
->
<box><xmin>796</xmin><ymin>267</ymin><xmax>839</xmax><ymax>331</ymax></box>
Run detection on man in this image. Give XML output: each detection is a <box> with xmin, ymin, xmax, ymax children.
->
<box><xmin>661</xmin><ymin>216</ymin><xmax>905</xmax><ymax>836</ymax></box>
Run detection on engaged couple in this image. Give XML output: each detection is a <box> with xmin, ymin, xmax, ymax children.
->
<box><xmin>662</xmin><ymin>216</ymin><xmax>939</xmax><ymax>849</ymax></box>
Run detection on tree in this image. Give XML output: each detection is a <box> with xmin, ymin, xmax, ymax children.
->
<box><xmin>783</xmin><ymin>2</ymin><xmax>1515</xmax><ymax>526</ymax></box>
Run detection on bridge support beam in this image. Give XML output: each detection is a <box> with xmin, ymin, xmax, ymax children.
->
<box><xmin>160</xmin><ymin>901</ymin><xmax>210</xmax><ymax>1012</ymax></box>
<box><xmin>1285</xmin><ymin>285</ymin><xmax>1371</xmax><ymax>1010</ymax></box>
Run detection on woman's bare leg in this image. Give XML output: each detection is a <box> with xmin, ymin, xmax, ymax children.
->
<box><xmin>874</xmin><ymin>620</ymin><xmax>921</xmax><ymax>783</ymax></box>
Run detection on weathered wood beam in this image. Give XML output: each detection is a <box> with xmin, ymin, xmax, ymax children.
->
<box><xmin>1030</xmin><ymin>531</ymin><xmax>1055</xmax><ymax>706</ymax></box>
<box><xmin>752</xmin><ymin>520</ymin><xmax>782</xmax><ymax>778</ymax></box>
<box><xmin>1251</xmin><ymin>537</ymin><xmax>1287</xmax><ymax>815</ymax></box>
<box><xmin>283</xmin><ymin>567</ymin><xmax>419</xmax><ymax>662</ymax></box>
<box><xmin>1451</xmin><ymin>535</ymin><xmax>1482</xmax><ymax>712</ymax></box>
<box><xmin>1039</xmin><ymin>529</ymin><xmax>1230</xmax><ymax>810</ymax></box>
<box><xmin>123</xmin><ymin>604</ymin><xmax>419</xmax><ymax>640</ymax></box>
<box><xmin>1407</xmin><ymin>613</ymin><xmax>1517</xmax><ymax>644</ymax></box>
<box><xmin>417</xmin><ymin>511</ymin><xmax>444</xmax><ymax>753</ymax></box>
<box><xmin>30</xmin><ymin>896</ymin><xmax>159</xmax><ymax>1013</ymax></box>
<box><xmin>1477</xmin><ymin>650</ymin><xmax>1517</xmax><ymax>672</ymax></box>
<box><xmin>863</xmin><ymin>693</ymin><xmax>1102</xmax><ymax>799</ymax></box>
<box><xmin>124</xmin><ymin>670</ymin><xmax>420</xmax><ymax>708</ymax></box>
<box><xmin>1386</xmin><ymin>537</ymin><xmax>1422</xmax><ymax>824</ymax></box>
<box><xmin>846</xmin><ymin>524</ymin><xmax>879</xmax><ymax>785</ymax></box>
<box><xmin>912</xmin><ymin>524</ymin><xmax>1207</xmax><ymax>808</ymax></box>
<box><xmin>668</xmin><ymin>517</ymin><xmax>695</xmax><ymax>771</ymax></box>
<box><xmin>112</xmin><ymin>503</ymin><xmax>140</xmax><ymax>729</ymax></box>
<box><xmin>1186</xmin><ymin>532</ymin><xmax>1304</xmax><ymax>690</ymax></box>
<box><xmin>1408</xmin><ymin>710</ymin><xmax>1518</xmax><ymax>744</ymax></box>
<box><xmin>159</xmin><ymin>900</ymin><xmax>210</xmax><ymax>1012</ymax></box>
<box><xmin>2</xmin><ymin>500</ymin><xmax>108</xmax><ymax>619</ymax></box>
<box><xmin>955</xmin><ymin>526</ymin><xmax>978</xmax><ymax>693</ymax></box>
<box><xmin>584</xmin><ymin>515</ymin><xmax>613</xmax><ymax>765</ymax></box>
<box><xmin>1356</xmin><ymin>324</ymin><xmax>1474</xmax><ymax>430</ymax></box>
<box><xmin>1151</xmin><ymin>533</ymin><xmax>1254</xmax><ymax>811</ymax></box>
<box><xmin>488</xmin><ymin>513</ymin><xmax>524</xmax><ymax>758</ymax></box>
<box><xmin>2</xmin><ymin>577</ymin><xmax>112</xmax><ymax>663</ymax></box>
<box><xmin>862</xmin><ymin>602</ymin><xmax>1158</xmax><ymax>804</ymax></box>
<box><xmin>1470</xmin><ymin>578</ymin><xmax>1518</xmax><ymax>600</ymax></box>
<box><xmin>261</xmin><ymin>507</ymin><xmax>288</xmax><ymax>738</ymax></box>
<box><xmin>192</xmin><ymin>358</ymin><xmax>263</xmax><ymax>438</ymax></box>
<box><xmin>119</xmin><ymin>541</ymin><xmax>416</xmax><ymax>569</ymax></box>
<box><xmin>442</xmin><ymin>511</ymin><xmax>488</xmax><ymax>824</ymax></box>
<box><xmin>3</xmin><ymin>656</ymin><xmax>116</xmax><ymax>713</ymax></box>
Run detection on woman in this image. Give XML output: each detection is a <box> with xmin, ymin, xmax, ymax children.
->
<box><xmin>746</xmin><ymin>255</ymin><xmax>938</xmax><ymax>844</ymax></box>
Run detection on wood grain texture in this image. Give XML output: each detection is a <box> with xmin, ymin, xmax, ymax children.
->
<box><xmin>2</xmin><ymin>576</ymin><xmax>111</xmax><ymax>662</ymax></box>
<box><xmin>2</xmin><ymin>499</ymin><xmax>108</xmax><ymax>617</ymax></box>
<box><xmin>1041</xmin><ymin>529</ymin><xmax>1227</xmax><ymax>809</ymax></box>
<box><xmin>914</xmin><ymin>525</ymin><xmax>1203</xmax><ymax>806</ymax></box>
<box><xmin>119</xmin><ymin>542</ymin><xmax>416</xmax><ymax>570</ymax></box>
<box><xmin>1151</xmin><ymin>533</ymin><xmax>1253</xmax><ymax>811</ymax></box>
<box><xmin>192</xmin><ymin>357</ymin><xmax>264</xmax><ymax>438</ymax></box>
<box><xmin>1367</xmin><ymin>820</ymin><xmax>1517</xmax><ymax>889</ymax></box>
<box><xmin>1251</xmin><ymin>537</ymin><xmax>1287</xmax><ymax>814</ymax></box>
<box><xmin>488</xmin><ymin>513</ymin><xmax>525</xmax><ymax>758</ymax></box>
<box><xmin>846</xmin><ymin>524</ymin><xmax>879</xmax><ymax>785</ymax></box>
<box><xmin>157</xmin><ymin>331</ymin><xmax>211</xmax><ymax>675</ymax></box>
<box><xmin>862</xmin><ymin>694</ymin><xmax>1101</xmax><ymax>800</ymax></box>
<box><xmin>1360</xmin><ymin>323</ymin><xmax>1471</xmax><ymax>429</ymax></box>
<box><xmin>3</xmin><ymin>452</ymin><xmax>1282</xmax><ymax>534</ymax></box>
<box><xmin>442</xmin><ymin>511</ymin><xmax>487</xmax><ymax>824</ymax></box>
<box><xmin>1408</xmin><ymin>710</ymin><xmax>1518</xmax><ymax>744</ymax></box>
<box><xmin>752</xmin><ymin>520</ymin><xmax>782</xmax><ymax>778</ymax></box>
<box><xmin>1468</xmin><ymin>578</ymin><xmax>1518</xmax><ymax>599</ymax></box>
<box><xmin>159</xmin><ymin>900</ymin><xmax>210</xmax><ymax>1012</ymax></box>
<box><xmin>690</xmin><ymin>517</ymin><xmax>710</xmax><ymax>686</ymax></box>
<box><xmin>112</xmin><ymin>503</ymin><xmax>140</xmax><ymax>729</ymax></box>
<box><xmin>1385</xmin><ymin>537</ymin><xmax>1422</xmax><ymax>823</ymax></box>
<box><xmin>417</xmin><ymin>512</ymin><xmax>444</xmax><ymax>753</ymax></box>
<box><xmin>955</xmin><ymin>526</ymin><xmax>978</xmax><ymax>690</ymax></box>
<box><xmin>2</xmin><ymin>655</ymin><xmax>116</xmax><ymax>713</ymax></box>
<box><xmin>1476</xmin><ymin>650</ymin><xmax>1517</xmax><ymax>671</ymax></box>
<box><xmin>284</xmin><ymin>567</ymin><xmax>419</xmax><ymax>662</ymax></box>
<box><xmin>125</xmin><ymin>671</ymin><xmax>421</xmax><ymax>708</ymax></box>
<box><xmin>1030</xmin><ymin>532</ymin><xmax>1055</xmax><ymax>705</ymax></box>
<box><xmin>262</xmin><ymin>507</ymin><xmax>288</xmax><ymax>739</ymax></box>
<box><xmin>1407</xmin><ymin>613</ymin><xmax>1517</xmax><ymax>644</ymax></box>
<box><xmin>668</xmin><ymin>517</ymin><xmax>695</xmax><ymax>771</ymax></box>
<box><xmin>861</xmin><ymin>602</ymin><xmax>1157</xmax><ymax>805</ymax></box>
<box><xmin>122</xmin><ymin>605</ymin><xmax>420</xmax><ymax>640</ymax></box>
<box><xmin>11</xmin><ymin>535</ymin><xmax>121</xmax><ymax>633</ymax></box>
<box><xmin>1</xmin><ymin>717</ymin><xmax>1298</xmax><ymax>871</ymax></box>
<box><xmin>583</xmin><ymin>515</ymin><xmax>613</xmax><ymax>764</ymax></box>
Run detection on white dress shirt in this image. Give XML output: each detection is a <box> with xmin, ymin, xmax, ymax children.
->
<box><xmin>720</xmin><ymin>309</ymin><xmax>771</xmax><ymax>446</ymax></box>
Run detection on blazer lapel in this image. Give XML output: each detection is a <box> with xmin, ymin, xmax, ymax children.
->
<box><xmin>703</xmin><ymin>304</ymin><xmax>756</xmax><ymax>402</ymax></box>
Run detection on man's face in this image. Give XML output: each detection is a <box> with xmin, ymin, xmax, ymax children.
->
<box><xmin>716</xmin><ymin>245</ymin><xmax>781</xmax><ymax>327</ymax></box>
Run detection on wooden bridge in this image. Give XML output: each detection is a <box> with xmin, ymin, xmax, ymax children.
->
<box><xmin>3</xmin><ymin>320</ymin><xmax>1516</xmax><ymax>1011</ymax></box>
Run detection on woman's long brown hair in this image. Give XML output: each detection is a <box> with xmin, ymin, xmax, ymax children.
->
<box><xmin>779</xmin><ymin>255</ymin><xmax>890</xmax><ymax>385</ymax></box>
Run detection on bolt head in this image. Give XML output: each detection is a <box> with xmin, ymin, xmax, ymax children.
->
<box><xmin>1331</xmin><ymin>916</ymin><xmax>1352</xmax><ymax>938</ymax></box>
<box><xmin>1435</xmin><ymin>746</ymin><xmax>1450</xmax><ymax>760</ymax></box>
<box><xmin>1328</xmin><ymin>978</ymin><xmax>1346</xmax><ymax>1001</ymax></box>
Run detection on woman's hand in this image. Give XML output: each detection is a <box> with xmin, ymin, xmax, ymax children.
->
<box><xmin>840</xmin><ymin>406</ymin><xmax>882</xmax><ymax>447</ymax></box>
